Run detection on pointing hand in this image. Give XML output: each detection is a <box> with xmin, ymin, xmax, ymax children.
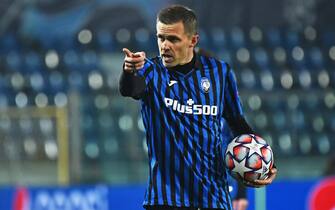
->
<box><xmin>123</xmin><ymin>48</ymin><xmax>146</xmax><ymax>72</ymax></box>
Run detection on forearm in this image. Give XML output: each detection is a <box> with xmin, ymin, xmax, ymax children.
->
<box><xmin>226</xmin><ymin>115</ymin><xmax>254</xmax><ymax>137</ymax></box>
<box><xmin>235</xmin><ymin>182</ymin><xmax>247</xmax><ymax>199</ymax></box>
<box><xmin>119</xmin><ymin>70</ymin><xmax>146</xmax><ymax>99</ymax></box>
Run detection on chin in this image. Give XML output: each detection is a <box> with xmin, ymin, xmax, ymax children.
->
<box><xmin>163</xmin><ymin>62</ymin><xmax>175</xmax><ymax>68</ymax></box>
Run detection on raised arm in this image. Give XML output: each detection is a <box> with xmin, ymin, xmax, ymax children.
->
<box><xmin>119</xmin><ymin>48</ymin><xmax>147</xmax><ymax>99</ymax></box>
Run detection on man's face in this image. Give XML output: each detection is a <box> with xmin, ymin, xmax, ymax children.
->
<box><xmin>156</xmin><ymin>21</ymin><xmax>198</xmax><ymax>67</ymax></box>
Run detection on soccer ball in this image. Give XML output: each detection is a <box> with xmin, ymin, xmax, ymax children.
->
<box><xmin>225</xmin><ymin>134</ymin><xmax>274</xmax><ymax>182</ymax></box>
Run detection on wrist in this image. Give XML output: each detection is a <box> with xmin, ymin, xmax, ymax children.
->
<box><xmin>124</xmin><ymin>68</ymin><xmax>136</xmax><ymax>74</ymax></box>
<box><xmin>123</xmin><ymin>63</ymin><xmax>136</xmax><ymax>74</ymax></box>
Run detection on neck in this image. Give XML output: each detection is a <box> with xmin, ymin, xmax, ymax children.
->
<box><xmin>167</xmin><ymin>52</ymin><xmax>196</xmax><ymax>74</ymax></box>
<box><xmin>180</xmin><ymin>50</ymin><xmax>194</xmax><ymax>65</ymax></box>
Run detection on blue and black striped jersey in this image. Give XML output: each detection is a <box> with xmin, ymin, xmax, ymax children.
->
<box><xmin>133</xmin><ymin>53</ymin><xmax>245</xmax><ymax>210</ymax></box>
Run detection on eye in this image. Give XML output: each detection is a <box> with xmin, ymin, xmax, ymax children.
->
<box><xmin>157</xmin><ymin>35</ymin><xmax>165</xmax><ymax>41</ymax></box>
<box><xmin>169</xmin><ymin>37</ymin><xmax>178</xmax><ymax>43</ymax></box>
<box><xmin>167</xmin><ymin>36</ymin><xmax>181</xmax><ymax>43</ymax></box>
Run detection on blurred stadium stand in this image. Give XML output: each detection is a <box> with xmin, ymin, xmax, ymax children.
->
<box><xmin>0</xmin><ymin>0</ymin><xmax>334</xmax><ymax>185</ymax></box>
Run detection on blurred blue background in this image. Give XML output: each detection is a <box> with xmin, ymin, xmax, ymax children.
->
<box><xmin>0</xmin><ymin>0</ymin><xmax>334</xmax><ymax>209</ymax></box>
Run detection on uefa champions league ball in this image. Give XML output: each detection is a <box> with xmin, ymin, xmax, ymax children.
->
<box><xmin>225</xmin><ymin>134</ymin><xmax>274</xmax><ymax>182</ymax></box>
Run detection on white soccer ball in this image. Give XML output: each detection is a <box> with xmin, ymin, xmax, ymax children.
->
<box><xmin>225</xmin><ymin>134</ymin><xmax>274</xmax><ymax>182</ymax></box>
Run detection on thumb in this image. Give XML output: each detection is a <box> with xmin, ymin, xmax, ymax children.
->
<box><xmin>122</xmin><ymin>48</ymin><xmax>133</xmax><ymax>57</ymax></box>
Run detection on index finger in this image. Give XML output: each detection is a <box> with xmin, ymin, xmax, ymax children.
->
<box><xmin>123</xmin><ymin>48</ymin><xmax>133</xmax><ymax>57</ymax></box>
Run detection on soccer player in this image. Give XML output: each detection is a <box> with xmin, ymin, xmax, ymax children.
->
<box><xmin>119</xmin><ymin>5</ymin><xmax>277</xmax><ymax>210</ymax></box>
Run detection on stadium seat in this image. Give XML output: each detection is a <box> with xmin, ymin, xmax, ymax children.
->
<box><xmin>63</xmin><ymin>50</ymin><xmax>81</xmax><ymax>70</ymax></box>
<box><xmin>316</xmin><ymin>134</ymin><xmax>331</xmax><ymax>155</ymax></box>
<box><xmin>303</xmin><ymin>94</ymin><xmax>320</xmax><ymax>111</ymax></box>
<box><xmin>14</xmin><ymin>91</ymin><xmax>30</xmax><ymax>108</ymax></box>
<box><xmin>29</xmin><ymin>72</ymin><xmax>46</xmax><ymax>92</ymax></box>
<box><xmin>253</xmin><ymin>111</ymin><xmax>268</xmax><ymax>130</ymax></box>
<box><xmin>317</xmin><ymin>70</ymin><xmax>330</xmax><ymax>89</ymax></box>
<box><xmin>289</xmin><ymin>110</ymin><xmax>305</xmax><ymax>130</ymax></box>
<box><xmin>279</xmin><ymin>70</ymin><xmax>294</xmax><ymax>90</ymax></box>
<box><xmin>39</xmin><ymin>118</ymin><xmax>54</xmax><ymax>136</ymax></box>
<box><xmin>311</xmin><ymin>115</ymin><xmax>325</xmax><ymax>133</ymax></box>
<box><xmin>94</xmin><ymin>95</ymin><xmax>110</xmax><ymax>111</ymax></box>
<box><xmin>323</xmin><ymin>92</ymin><xmax>335</xmax><ymax>111</ymax></box>
<box><xmin>48</xmin><ymin>71</ymin><xmax>67</xmax><ymax>93</ymax></box>
<box><xmin>3</xmin><ymin>136</ymin><xmax>21</xmax><ymax>160</ymax></box>
<box><xmin>249</xmin><ymin>27</ymin><xmax>264</xmax><ymax>46</ymax></box>
<box><xmin>253</xmin><ymin>47</ymin><xmax>270</xmax><ymax>69</ymax></box>
<box><xmin>134</xmin><ymin>28</ymin><xmax>157</xmax><ymax>52</ymax></box>
<box><xmin>271</xmin><ymin>110</ymin><xmax>287</xmax><ymax>131</ymax></box>
<box><xmin>307</xmin><ymin>47</ymin><xmax>324</xmax><ymax>69</ymax></box>
<box><xmin>88</xmin><ymin>71</ymin><xmax>104</xmax><ymax>91</ymax></box>
<box><xmin>68</xmin><ymin>71</ymin><xmax>89</xmax><ymax>91</ymax></box>
<box><xmin>23</xmin><ymin>51</ymin><xmax>43</xmax><ymax>73</ymax></box>
<box><xmin>0</xmin><ymin>92</ymin><xmax>9</xmax><ymax>108</ymax></box>
<box><xmin>6</xmin><ymin>51</ymin><xmax>22</xmax><ymax>70</ymax></box>
<box><xmin>96</xmin><ymin>30</ymin><xmax>114</xmax><ymax>51</ymax></box>
<box><xmin>102</xmin><ymin>136</ymin><xmax>119</xmax><ymax>157</ymax></box>
<box><xmin>239</xmin><ymin>68</ymin><xmax>256</xmax><ymax>89</ymax></box>
<box><xmin>277</xmin><ymin>132</ymin><xmax>295</xmax><ymax>155</ymax></box>
<box><xmin>230</xmin><ymin>27</ymin><xmax>245</xmax><ymax>49</ymax></box>
<box><xmin>34</xmin><ymin>92</ymin><xmax>49</xmax><ymax>107</ymax></box>
<box><xmin>10</xmin><ymin>72</ymin><xmax>25</xmax><ymax>92</ymax></box>
<box><xmin>264</xmin><ymin>27</ymin><xmax>282</xmax><ymax>47</ymax></box>
<box><xmin>297</xmin><ymin>70</ymin><xmax>313</xmax><ymax>89</ymax></box>
<box><xmin>284</xmin><ymin>30</ymin><xmax>300</xmax><ymax>50</ymax></box>
<box><xmin>19</xmin><ymin>117</ymin><xmax>33</xmax><ymax>135</ymax></box>
<box><xmin>210</xmin><ymin>27</ymin><xmax>227</xmax><ymax>52</ymax></box>
<box><xmin>84</xmin><ymin>140</ymin><xmax>100</xmax><ymax>160</ymax></box>
<box><xmin>321</xmin><ymin>30</ymin><xmax>335</xmax><ymax>48</ymax></box>
<box><xmin>298</xmin><ymin>134</ymin><xmax>312</xmax><ymax>155</ymax></box>
<box><xmin>272</xmin><ymin>46</ymin><xmax>287</xmax><ymax>65</ymax></box>
<box><xmin>82</xmin><ymin>113</ymin><xmax>96</xmax><ymax>134</ymax></box>
<box><xmin>44</xmin><ymin>138</ymin><xmax>58</xmax><ymax>160</ymax></box>
<box><xmin>53</xmin><ymin>92</ymin><xmax>68</xmax><ymax>107</ymax></box>
<box><xmin>0</xmin><ymin>114</ymin><xmax>11</xmax><ymax>135</ymax></box>
<box><xmin>82</xmin><ymin>50</ymin><xmax>99</xmax><ymax>70</ymax></box>
<box><xmin>23</xmin><ymin>137</ymin><xmax>38</xmax><ymax>159</ymax></box>
<box><xmin>259</xmin><ymin>71</ymin><xmax>275</xmax><ymax>91</ymax></box>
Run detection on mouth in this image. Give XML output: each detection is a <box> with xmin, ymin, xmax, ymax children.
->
<box><xmin>161</xmin><ymin>53</ymin><xmax>174</xmax><ymax>63</ymax></box>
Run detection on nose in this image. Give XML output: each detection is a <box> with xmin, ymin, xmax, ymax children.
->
<box><xmin>161</xmin><ymin>40</ymin><xmax>170</xmax><ymax>50</ymax></box>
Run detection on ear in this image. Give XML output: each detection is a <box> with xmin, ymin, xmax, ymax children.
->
<box><xmin>189</xmin><ymin>34</ymin><xmax>199</xmax><ymax>48</ymax></box>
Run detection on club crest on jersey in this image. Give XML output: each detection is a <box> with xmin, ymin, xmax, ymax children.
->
<box><xmin>201</xmin><ymin>77</ymin><xmax>210</xmax><ymax>93</ymax></box>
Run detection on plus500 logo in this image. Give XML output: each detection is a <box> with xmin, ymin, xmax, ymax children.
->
<box><xmin>164</xmin><ymin>97</ymin><xmax>218</xmax><ymax>116</ymax></box>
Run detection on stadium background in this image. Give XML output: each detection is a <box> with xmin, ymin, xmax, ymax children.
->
<box><xmin>0</xmin><ymin>0</ymin><xmax>334</xmax><ymax>209</ymax></box>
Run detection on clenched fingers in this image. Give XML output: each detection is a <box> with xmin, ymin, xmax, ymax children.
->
<box><xmin>124</xmin><ymin>56</ymin><xmax>144</xmax><ymax>63</ymax></box>
<box><xmin>254</xmin><ymin>167</ymin><xmax>277</xmax><ymax>185</ymax></box>
<box><xmin>124</xmin><ymin>61</ymin><xmax>145</xmax><ymax>70</ymax></box>
<box><xmin>244</xmin><ymin>167</ymin><xmax>278</xmax><ymax>188</ymax></box>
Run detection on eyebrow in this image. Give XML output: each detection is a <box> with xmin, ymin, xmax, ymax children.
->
<box><xmin>157</xmin><ymin>34</ymin><xmax>182</xmax><ymax>41</ymax></box>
